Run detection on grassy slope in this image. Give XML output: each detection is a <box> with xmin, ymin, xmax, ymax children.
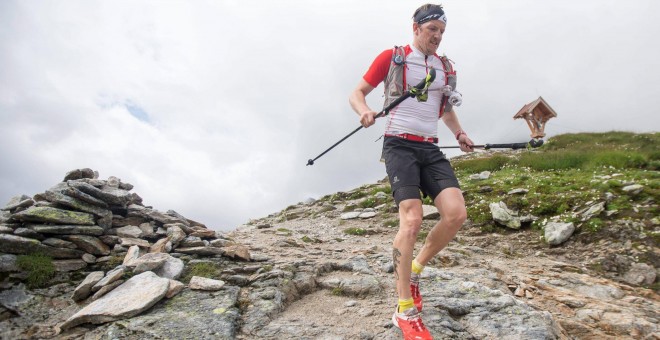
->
<box><xmin>451</xmin><ymin>131</ymin><xmax>659</xmax><ymax>237</ymax></box>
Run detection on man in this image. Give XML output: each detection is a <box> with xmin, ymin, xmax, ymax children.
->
<box><xmin>348</xmin><ymin>4</ymin><xmax>474</xmax><ymax>339</ymax></box>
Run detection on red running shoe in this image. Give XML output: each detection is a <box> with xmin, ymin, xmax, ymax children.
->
<box><xmin>411</xmin><ymin>273</ymin><xmax>423</xmax><ymax>312</ymax></box>
<box><xmin>392</xmin><ymin>306</ymin><xmax>433</xmax><ymax>340</ymax></box>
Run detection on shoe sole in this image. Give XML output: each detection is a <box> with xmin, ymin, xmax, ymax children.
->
<box><xmin>392</xmin><ymin>312</ymin><xmax>400</xmax><ymax>328</ymax></box>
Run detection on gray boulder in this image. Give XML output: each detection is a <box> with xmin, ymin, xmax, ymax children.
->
<box><xmin>489</xmin><ymin>202</ymin><xmax>521</xmax><ymax>229</ymax></box>
<box><xmin>52</xmin><ymin>259</ymin><xmax>87</xmax><ymax>272</ymax></box>
<box><xmin>469</xmin><ymin>171</ymin><xmax>491</xmax><ymax>180</ymax></box>
<box><xmin>91</xmin><ymin>280</ymin><xmax>125</xmax><ymax>301</ymax></box>
<box><xmin>42</xmin><ymin>238</ymin><xmax>77</xmax><ymax>249</ymax></box>
<box><xmin>166</xmin><ymin>279</ymin><xmax>185</xmax><ymax>298</ymax></box>
<box><xmin>12</xmin><ymin>206</ymin><xmax>95</xmax><ymax>225</ymax></box>
<box><xmin>579</xmin><ymin>202</ymin><xmax>605</xmax><ymax>221</ymax></box>
<box><xmin>544</xmin><ymin>222</ymin><xmax>575</xmax><ymax>245</ymax></box>
<box><xmin>149</xmin><ymin>238</ymin><xmax>172</xmax><ymax>253</ymax></box>
<box><xmin>180</xmin><ymin>236</ymin><xmax>205</xmax><ymax>247</ymax></box>
<box><xmin>623</xmin><ymin>263</ymin><xmax>656</xmax><ymax>286</ymax></box>
<box><xmin>175</xmin><ymin>247</ymin><xmax>224</xmax><ymax>256</ymax></box>
<box><xmin>0</xmin><ymin>234</ymin><xmax>83</xmax><ymax>259</ymax></box>
<box><xmin>13</xmin><ymin>227</ymin><xmax>44</xmax><ymax>240</ymax></box>
<box><xmin>507</xmin><ymin>188</ymin><xmax>529</xmax><ymax>195</ymax></box>
<box><xmin>72</xmin><ymin>271</ymin><xmax>105</xmax><ymax>301</ymax></box>
<box><xmin>66</xmin><ymin>235</ymin><xmax>111</xmax><ymax>256</ymax></box>
<box><xmin>154</xmin><ymin>256</ymin><xmax>185</xmax><ymax>280</ymax></box>
<box><xmin>132</xmin><ymin>253</ymin><xmax>169</xmax><ymax>274</ymax></box>
<box><xmin>27</xmin><ymin>224</ymin><xmax>104</xmax><ymax>236</ymax></box>
<box><xmin>622</xmin><ymin>184</ymin><xmax>644</xmax><ymax>195</ymax></box>
<box><xmin>136</xmin><ymin>208</ymin><xmax>183</xmax><ymax>225</ymax></box>
<box><xmin>92</xmin><ymin>266</ymin><xmax>126</xmax><ymax>292</ymax></box>
<box><xmin>116</xmin><ymin>225</ymin><xmax>143</xmax><ymax>239</ymax></box>
<box><xmin>122</xmin><ymin>245</ymin><xmax>141</xmax><ymax>266</ymax></box>
<box><xmin>61</xmin><ymin>271</ymin><xmax>170</xmax><ymax>330</ymax></box>
<box><xmin>0</xmin><ymin>254</ymin><xmax>19</xmax><ymax>272</ymax></box>
<box><xmin>120</xmin><ymin>237</ymin><xmax>150</xmax><ymax>248</ymax></box>
<box><xmin>2</xmin><ymin>195</ymin><xmax>34</xmax><ymax>212</ymax></box>
<box><xmin>189</xmin><ymin>276</ymin><xmax>225</xmax><ymax>291</ymax></box>
<box><xmin>68</xmin><ymin>181</ymin><xmax>133</xmax><ymax>206</ymax></box>
<box><xmin>43</xmin><ymin>190</ymin><xmax>110</xmax><ymax>218</ymax></box>
<box><xmin>63</xmin><ymin>168</ymin><xmax>96</xmax><ymax>181</ymax></box>
<box><xmin>166</xmin><ymin>225</ymin><xmax>186</xmax><ymax>247</ymax></box>
<box><xmin>61</xmin><ymin>186</ymin><xmax>108</xmax><ymax>208</ymax></box>
<box><xmin>223</xmin><ymin>244</ymin><xmax>251</xmax><ymax>261</ymax></box>
<box><xmin>422</xmin><ymin>205</ymin><xmax>440</xmax><ymax>220</ymax></box>
<box><xmin>138</xmin><ymin>223</ymin><xmax>155</xmax><ymax>238</ymax></box>
<box><xmin>340</xmin><ymin>212</ymin><xmax>361</xmax><ymax>220</ymax></box>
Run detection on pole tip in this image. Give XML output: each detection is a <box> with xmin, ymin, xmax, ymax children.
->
<box><xmin>306</xmin><ymin>159</ymin><xmax>314</xmax><ymax>166</ymax></box>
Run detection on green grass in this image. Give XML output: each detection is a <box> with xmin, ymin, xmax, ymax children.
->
<box><xmin>359</xmin><ymin>198</ymin><xmax>378</xmax><ymax>209</ymax></box>
<box><xmin>277</xmin><ymin>228</ymin><xmax>292</xmax><ymax>235</ymax></box>
<box><xmin>383</xmin><ymin>219</ymin><xmax>399</xmax><ymax>228</ymax></box>
<box><xmin>181</xmin><ymin>262</ymin><xmax>220</xmax><ymax>284</ymax></box>
<box><xmin>454</xmin><ymin>132</ymin><xmax>659</xmax><ymax>233</ymax></box>
<box><xmin>331</xmin><ymin>287</ymin><xmax>344</xmax><ymax>296</ymax></box>
<box><xmin>343</xmin><ymin>227</ymin><xmax>368</xmax><ymax>236</ymax></box>
<box><xmin>348</xmin><ymin>191</ymin><xmax>367</xmax><ymax>200</ymax></box>
<box><xmin>417</xmin><ymin>230</ymin><xmax>429</xmax><ymax>242</ymax></box>
<box><xmin>422</xmin><ymin>196</ymin><xmax>434</xmax><ymax>205</ymax></box>
<box><xmin>585</xmin><ymin>218</ymin><xmax>605</xmax><ymax>232</ymax></box>
<box><xmin>16</xmin><ymin>254</ymin><xmax>55</xmax><ymax>288</ymax></box>
<box><xmin>452</xmin><ymin>154</ymin><xmax>511</xmax><ymax>173</ymax></box>
<box><xmin>454</xmin><ymin>132</ymin><xmax>659</xmax><ymax>173</ymax></box>
<box><xmin>301</xmin><ymin>235</ymin><xmax>322</xmax><ymax>243</ymax></box>
<box><xmin>370</xmin><ymin>186</ymin><xmax>392</xmax><ymax>196</ymax></box>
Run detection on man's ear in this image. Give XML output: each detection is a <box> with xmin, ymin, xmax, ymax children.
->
<box><xmin>412</xmin><ymin>22</ymin><xmax>420</xmax><ymax>35</ymax></box>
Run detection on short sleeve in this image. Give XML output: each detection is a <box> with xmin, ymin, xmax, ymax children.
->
<box><xmin>362</xmin><ymin>49</ymin><xmax>393</xmax><ymax>87</ymax></box>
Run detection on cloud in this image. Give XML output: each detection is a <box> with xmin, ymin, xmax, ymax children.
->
<box><xmin>1</xmin><ymin>0</ymin><xmax>659</xmax><ymax>230</ymax></box>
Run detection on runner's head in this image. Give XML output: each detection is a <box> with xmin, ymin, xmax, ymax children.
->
<box><xmin>412</xmin><ymin>4</ymin><xmax>446</xmax><ymax>56</ymax></box>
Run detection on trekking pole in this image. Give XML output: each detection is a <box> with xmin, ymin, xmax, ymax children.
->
<box><xmin>306</xmin><ymin>68</ymin><xmax>437</xmax><ymax>166</ymax></box>
<box><xmin>438</xmin><ymin>139</ymin><xmax>544</xmax><ymax>150</ymax></box>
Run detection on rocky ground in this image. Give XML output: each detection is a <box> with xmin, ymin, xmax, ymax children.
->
<box><xmin>0</xmin><ymin>165</ymin><xmax>658</xmax><ymax>339</ymax></box>
<box><xmin>224</xmin><ymin>184</ymin><xmax>658</xmax><ymax>339</ymax></box>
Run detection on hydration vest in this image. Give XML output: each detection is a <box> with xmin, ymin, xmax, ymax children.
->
<box><xmin>382</xmin><ymin>45</ymin><xmax>457</xmax><ymax>117</ymax></box>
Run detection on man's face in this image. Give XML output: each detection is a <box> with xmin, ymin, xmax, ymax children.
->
<box><xmin>413</xmin><ymin>20</ymin><xmax>446</xmax><ymax>55</ymax></box>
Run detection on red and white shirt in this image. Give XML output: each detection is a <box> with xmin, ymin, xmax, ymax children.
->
<box><xmin>363</xmin><ymin>44</ymin><xmax>446</xmax><ymax>138</ymax></box>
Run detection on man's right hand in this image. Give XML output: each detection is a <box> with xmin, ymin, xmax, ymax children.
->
<box><xmin>360</xmin><ymin>110</ymin><xmax>377</xmax><ymax>128</ymax></box>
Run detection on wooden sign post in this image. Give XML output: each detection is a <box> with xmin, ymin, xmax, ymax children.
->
<box><xmin>513</xmin><ymin>96</ymin><xmax>557</xmax><ymax>139</ymax></box>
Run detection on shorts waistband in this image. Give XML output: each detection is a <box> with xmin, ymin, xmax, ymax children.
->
<box><xmin>384</xmin><ymin>133</ymin><xmax>438</xmax><ymax>144</ymax></box>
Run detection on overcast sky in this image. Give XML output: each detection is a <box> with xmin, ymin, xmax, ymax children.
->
<box><xmin>1</xmin><ymin>1</ymin><xmax>659</xmax><ymax>231</ymax></box>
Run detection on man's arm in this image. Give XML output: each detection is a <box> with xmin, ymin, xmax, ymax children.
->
<box><xmin>441</xmin><ymin>109</ymin><xmax>474</xmax><ymax>152</ymax></box>
<box><xmin>349</xmin><ymin>79</ymin><xmax>378</xmax><ymax>128</ymax></box>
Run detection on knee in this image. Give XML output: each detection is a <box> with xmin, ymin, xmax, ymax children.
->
<box><xmin>445</xmin><ymin>206</ymin><xmax>467</xmax><ymax>228</ymax></box>
<box><xmin>399</xmin><ymin>213</ymin><xmax>422</xmax><ymax>239</ymax></box>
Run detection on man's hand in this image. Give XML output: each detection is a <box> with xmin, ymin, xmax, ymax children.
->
<box><xmin>360</xmin><ymin>110</ymin><xmax>378</xmax><ymax>128</ymax></box>
<box><xmin>458</xmin><ymin>134</ymin><xmax>474</xmax><ymax>152</ymax></box>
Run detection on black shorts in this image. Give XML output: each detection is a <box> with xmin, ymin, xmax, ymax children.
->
<box><xmin>382</xmin><ymin>136</ymin><xmax>460</xmax><ymax>205</ymax></box>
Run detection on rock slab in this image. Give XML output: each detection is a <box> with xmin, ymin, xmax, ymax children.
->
<box><xmin>61</xmin><ymin>271</ymin><xmax>170</xmax><ymax>329</ymax></box>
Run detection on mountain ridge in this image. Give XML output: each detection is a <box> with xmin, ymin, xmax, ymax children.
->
<box><xmin>0</xmin><ymin>131</ymin><xmax>657</xmax><ymax>339</ymax></box>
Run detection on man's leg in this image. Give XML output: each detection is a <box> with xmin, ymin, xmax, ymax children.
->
<box><xmin>393</xmin><ymin>198</ymin><xmax>423</xmax><ymax>300</ymax></box>
<box><xmin>414</xmin><ymin>187</ymin><xmax>467</xmax><ymax>265</ymax></box>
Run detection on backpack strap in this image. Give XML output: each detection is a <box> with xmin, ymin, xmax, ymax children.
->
<box><xmin>438</xmin><ymin>56</ymin><xmax>457</xmax><ymax>118</ymax></box>
<box><xmin>383</xmin><ymin>46</ymin><xmax>407</xmax><ymax>110</ymax></box>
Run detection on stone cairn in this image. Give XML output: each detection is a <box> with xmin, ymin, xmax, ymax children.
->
<box><xmin>0</xmin><ymin>168</ymin><xmax>249</xmax><ymax>330</ymax></box>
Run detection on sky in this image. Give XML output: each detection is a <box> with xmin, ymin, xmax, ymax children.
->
<box><xmin>1</xmin><ymin>1</ymin><xmax>659</xmax><ymax>231</ymax></box>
